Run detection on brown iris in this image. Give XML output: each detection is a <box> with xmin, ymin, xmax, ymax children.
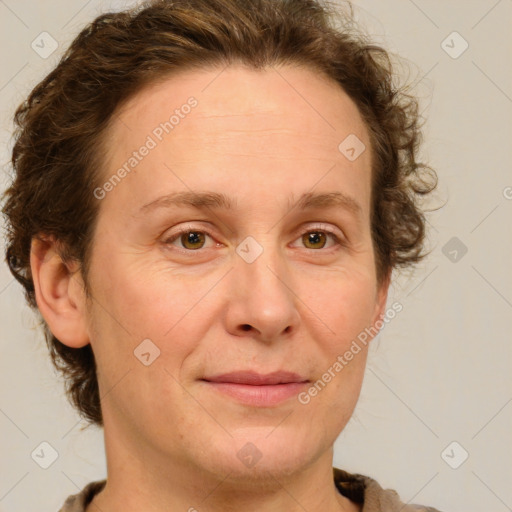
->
<box><xmin>180</xmin><ymin>231</ymin><xmax>206</xmax><ymax>250</ymax></box>
<box><xmin>177</xmin><ymin>230</ymin><xmax>329</xmax><ymax>251</ymax></box>
<box><xmin>302</xmin><ymin>231</ymin><xmax>327</xmax><ymax>249</ymax></box>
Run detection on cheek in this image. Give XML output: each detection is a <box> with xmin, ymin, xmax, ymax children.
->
<box><xmin>90</xmin><ymin>250</ymin><xmax>191</xmax><ymax>336</ymax></box>
<box><xmin>87</xmin><ymin>261</ymin><xmax>203</xmax><ymax>418</ymax></box>
<box><xmin>304</xmin><ymin>271</ymin><xmax>378</xmax><ymax>348</ymax></box>
<box><xmin>85</xmin><ymin>251</ymin><xmax>198</xmax><ymax>383</ymax></box>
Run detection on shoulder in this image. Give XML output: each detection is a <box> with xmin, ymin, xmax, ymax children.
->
<box><xmin>58</xmin><ymin>480</ymin><xmax>106</xmax><ymax>512</ymax></box>
<box><xmin>333</xmin><ymin>467</ymin><xmax>444</xmax><ymax>512</ymax></box>
<box><xmin>61</xmin><ymin>471</ymin><xmax>444</xmax><ymax>512</ymax></box>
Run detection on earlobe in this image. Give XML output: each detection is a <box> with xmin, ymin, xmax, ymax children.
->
<box><xmin>30</xmin><ymin>236</ymin><xmax>90</xmax><ymax>348</ymax></box>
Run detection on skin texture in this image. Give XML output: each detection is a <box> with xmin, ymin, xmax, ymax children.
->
<box><xmin>31</xmin><ymin>64</ymin><xmax>389</xmax><ymax>512</ymax></box>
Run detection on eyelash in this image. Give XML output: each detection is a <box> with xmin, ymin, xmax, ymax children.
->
<box><xmin>163</xmin><ymin>224</ymin><xmax>346</xmax><ymax>255</ymax></box>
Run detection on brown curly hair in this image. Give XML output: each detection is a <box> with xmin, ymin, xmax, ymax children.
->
<box><xmin>1</xmin><ymin>0</ymin><xmax>436</xmax><ymax>427</ymax></box>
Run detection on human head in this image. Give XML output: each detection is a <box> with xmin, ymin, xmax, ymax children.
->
<box><xmin>2</xmin><ymin>0</ymin><xmax>435</xmax><ymax>431</ymax></box>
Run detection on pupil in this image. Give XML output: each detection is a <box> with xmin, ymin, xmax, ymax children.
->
<box><xmin>306</xmin><ymin>232</ymin><xmax>325</xmax><ymax>248</ymax></box>
<box><xmin>184</xmin><ymin>232</ymin><xmax>204</xmax><ymax>248</ymax></box>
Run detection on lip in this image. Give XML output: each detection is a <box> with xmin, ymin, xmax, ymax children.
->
<box><xmin>203</xmin><ymin>371</ymin><xmax>308</xmax><ymax>385</ymax></box>
<box><xmin>201</xmin><ymin>371</ymin><xmax>309</xmax><ymax>407</ymax></box>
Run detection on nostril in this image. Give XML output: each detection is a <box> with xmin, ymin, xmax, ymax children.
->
<box><xmin>241</xmin><ymin>324</ymin><xmax>251</xmax><ymax>331</ymax></box>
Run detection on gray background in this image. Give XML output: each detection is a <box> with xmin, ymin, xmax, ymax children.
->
<box><xmin>0</xmin><ymin>1</ymin><xmax>511</xmax><ymax>511</ymax></box>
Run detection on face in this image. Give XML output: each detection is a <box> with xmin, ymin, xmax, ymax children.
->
<box><xmin>83</xmin><ymin>64</ymin><xmax>388</xmax><ymax>482</ymax></box>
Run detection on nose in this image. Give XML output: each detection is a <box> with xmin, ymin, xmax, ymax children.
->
<box><xmin>223</xmin><ymin>237</ymin><xmax>300</xmax><ymax>343</ymax></box>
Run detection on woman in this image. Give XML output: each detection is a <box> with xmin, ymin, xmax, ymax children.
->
<box><xmin>2</xmin><ymin>0</ymin><xmax>440</xmax><ymax>510</ymax></box>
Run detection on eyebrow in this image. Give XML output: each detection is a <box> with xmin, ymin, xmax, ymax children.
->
<box><xmin>138</xmin><ymin>190</ymin><xmax>362</xmax><ymax>217</ymax></box>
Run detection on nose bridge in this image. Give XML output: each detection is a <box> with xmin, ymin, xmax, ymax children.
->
<box><xmin>235</xmin><ymin>232</ymin><xmax>287</xmax><ymax>292</ymax></box>
<box><xmin>229</xmin><ymin>231</ymin><xmax>299</xmax><ymax>334</ymax></box>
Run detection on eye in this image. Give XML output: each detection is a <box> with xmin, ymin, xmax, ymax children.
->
<box><xmin>162</xmin><ymin>223</ymin><xmax>345</xmax><ymax>254</ymax></box>
<box><xmin>163</xmin><ymin>227</ymin><xmax>216</xmax><ymax>251</ymax></box>
<box><xmin>291</xmin><ymin>225</ymin><xmax>345</xmax><ymax>251</ymax></box>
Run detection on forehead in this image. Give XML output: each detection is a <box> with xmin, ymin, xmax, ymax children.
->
<box><xmin>107</xmin><ymin>63</ymin><xmax>370</xmax><ymax>155</ymax></box>
<box><xmin>99</xmin><ymin>64</ymin><xmax>372</xmax><ymax>216</ymax></box>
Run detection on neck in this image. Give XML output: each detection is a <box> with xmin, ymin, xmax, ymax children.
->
<box><xmin>88</xmin><ymin>412</ymin><xmax>360</xmax><ymax>512</ymax></box>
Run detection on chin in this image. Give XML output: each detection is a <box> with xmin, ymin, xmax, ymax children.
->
<box><xmin>195</xmin><ymin>426</ymin><xmax>324</xmax><ymax>485</ymax></box>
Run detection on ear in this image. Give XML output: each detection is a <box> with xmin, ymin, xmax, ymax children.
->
<box><xmin>369</xmin><ymin>270</ymin><xmax>391</xmax><ymax>335</ymax></box>
<box><xmin>30</xmin><ymin>236</ymin><xmax>90</xmax><ymax>348</ymax></box>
